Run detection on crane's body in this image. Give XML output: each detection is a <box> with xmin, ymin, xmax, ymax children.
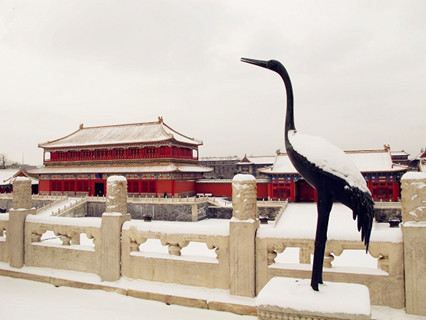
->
<box><xmin>241</xmin><ymin>58</ymin><xmax>374</xmax><ymax>291</ymax></box>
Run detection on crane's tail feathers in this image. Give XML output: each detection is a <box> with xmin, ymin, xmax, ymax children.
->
<box><xmin>348</xmin><ymin>187</ymin><xmax>374</xmax><ymax>252</ymax></box>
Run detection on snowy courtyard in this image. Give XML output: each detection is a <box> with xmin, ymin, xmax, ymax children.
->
<box><xmin>1</xmin><ymin>273</ymin><xmax>425</xmax><ymax>320</ymax></box>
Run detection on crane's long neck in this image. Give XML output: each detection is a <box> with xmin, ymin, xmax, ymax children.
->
<box><xmin>276</xmin><ymin>64</ymin><xmax>295</xmax><ymax>144</ymax></box>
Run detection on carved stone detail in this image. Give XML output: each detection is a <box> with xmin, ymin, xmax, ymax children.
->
<box><xmin>160</xmin><ymin>234</ymin><xmax>189</xmax><ymax>256</ymax></box>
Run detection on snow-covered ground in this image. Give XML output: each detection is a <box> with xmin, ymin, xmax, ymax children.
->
<box><xmin>0</xmin><ymin>275</ymin><xmax>255</xmax><ymax>320</ymax></box>
<box><xmin>1</xmin><ymin>274</ymin><xmax>425</xmax><ymax>320</ymax></box>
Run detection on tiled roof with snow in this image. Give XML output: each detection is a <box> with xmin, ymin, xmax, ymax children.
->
<box><xmin>29</xmin><ymin>164</ymin><xmax>212</xmax><ymax>175</ymax></box>
<box><xmin>0</xmin><ymin>169</ymin><xmax>38</xmax><ymax>185</ymax></box>
<box><xmin>237</xmin><ymin>155</ymin><xmax>275</xmax><ymax>165</ymax></box>
<box><xmin>0</xmin><ymin>169</ymin><xmax>19</xmax><ymax>185</ymax></box>
<box><xmin>199</xmin><ymin>156</ymin><xmax>240</xmax><ymax>162</ymax></box>
<box><xmin>38</xmin><ymin>119</ymin><xmax>202</xmax><ymax>149</ymax></box>
<box><xmin>416</xmin><ymin>149</ymin><xmax>426</xmax><ymax>160</ymax></box>
<box><xmin>260</xmin><ymin>148</ymin><xmax>409</xmax><ymax>175</ymax></box>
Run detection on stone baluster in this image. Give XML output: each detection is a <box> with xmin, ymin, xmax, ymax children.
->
<box><xmin>9</xmin><ymin>177</ymin><xmax>36</xmax><ymax>268</ymax></box>
<box><xmin>160</xmin><ymin>234</ymin><xmax>189</xmax><ymax>256</ymax></box>
<box><xmin>229</xmin><ymin>174</ymin><xmax>259</xmax><ymax>297</ymax></box>
<box><xmin>299</xmin><ymin>247</ymin><xmax>311</xmax><ymax>264</ymax></box>
<box><xmin>99</xmin><ymin>176</ymin><xmax>131</xmax><ymax>281</ymax></box>
<box><xmin>401</xmin><ymin>172</ymin><xmax>426</xmax><ymax>316</ymax></box>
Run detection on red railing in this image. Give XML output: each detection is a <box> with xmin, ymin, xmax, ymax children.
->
<box><xmin>46</xmin><ymin>146</ymin><xmax>197</xmax><ymax>163</ymax></box>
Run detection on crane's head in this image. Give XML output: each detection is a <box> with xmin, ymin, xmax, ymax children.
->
<box><xmin>241</xmin><ymin>57</ymin><xmax>284</xmax><ymax>73</ymax></box>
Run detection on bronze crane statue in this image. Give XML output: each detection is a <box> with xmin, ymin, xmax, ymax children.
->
<box><xmin>241</xmin><ymin>58</ymin><xmax>374</xmax><ymax>291</ymax></box>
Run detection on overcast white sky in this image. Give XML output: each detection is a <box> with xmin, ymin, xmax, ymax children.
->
<box><xmin>1</xmin><ymin>1</ymin><xmax>425</xmax><ymax>165</ymax></box>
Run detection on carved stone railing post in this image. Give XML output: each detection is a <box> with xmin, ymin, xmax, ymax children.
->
<box><xmin>229</xmin><ymin>174</ymin><xmax>259</xmax><ymax>297</ymax></box>
<box><xmin>401</xmin><ymin>172</ymin><xmax>426</xmax><ymax>316</ymax></box>
<box><xmin>9</xmin><ymin>177</ymin><xmax>35</xmax><ymax>268</ymax></box>
<box><xmin>299</xmin><ymin>247</ymin><xmax>311</xmax><ymax>264</ymax></box>
<box><xmin>160</xmin><ymin>234</ymin><xmax>189</xmax><ymax>256</ymax></box>
<box><xmin>100</xmin><ymin>176</ymin><xmax>130</xmax><ymax>281</ymax></box>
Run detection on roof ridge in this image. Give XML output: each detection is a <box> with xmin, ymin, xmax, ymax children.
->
<box><xmin>39</xmin><ymin>121</ymin><xmax>162</xmax><ymax>147</ymax></box>
<box><xmin>38</xmin><ymin>127</ymin><xmax>82</xmax><ymax>147</ymax></box>
<box><xmin>161</xmin><ymin>121</ymin><xmax>203</xmax><ymax>145</ymax></box>
<box><xmin>80</xmin><ymin>120</ymin><xmax>160</xmax><ymax>130</ymax></box>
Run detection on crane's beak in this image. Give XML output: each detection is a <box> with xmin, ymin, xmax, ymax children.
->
<box><xmin>241</xmin><ymin>57</ymin><xmax>268</xmax><ymax>68</ymax></box>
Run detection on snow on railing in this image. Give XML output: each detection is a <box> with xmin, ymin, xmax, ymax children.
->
<box><xmin>53</xmin><ymin>197</ymin><xmax>87</xmax><ymax>217</ymax></box>
<box><xmin>0</xmin><ymin>193</ymin><xmax>12</xmax><ymax>199</ymax></box>
<box><xmin>24</xmin><ymin>214</ymin><xmax>101</xmax><ymax>274</ymax></box>
<box><xmin>256</xmin><ymin>215</ymin><xmax>404</xmax><ymax>309</ymax></box>
<box><xmin>127</xmin><ymin>195</ymin><xmax>212</xmax><ymax>204</ymax></box>
<box><xmin>0</xmin><ymin>213</ymin><xmax>8</xmax><ymax>240</ymax></box>
<box><xmin>35</xmin><ymin>196</ymin><xmax>68</xmax><ymax>215</ymax></box>
<box><xmin>26</xmin><ymin>215</ymin><xmax>101</xmax><ymax>247</ymax></box>
<box><xmin>374</xmin><ymin>200</ymin><xmax>401</xmax><ymax>208</ymax></box>
<box><xmin>121</xmin><ymin>219</ymin><xmax>230</xmax><ymax>289</ymax></box>
<box><xmin>0</xmin><ymin>213</ymin><xmax>8</xmax><ymax>263</ymax></box>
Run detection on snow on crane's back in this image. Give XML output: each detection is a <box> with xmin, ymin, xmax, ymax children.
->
<box><xmin>288</xmin><ymin>131</ymin><xmax>369</xmax><ymax>193</ymax></box>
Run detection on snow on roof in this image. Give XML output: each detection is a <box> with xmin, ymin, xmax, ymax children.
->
<box><xmin>237</xmin><ymin>155</ymin><xmax>275</xmax><ymax>165</ymax></box>
<box><xmin>0</xmin><ymin>169</ymin><xmax>19</xmax><ymax>185</ymax></box>
<box><xmin>260</xmin><ymin>147</ymin><xmax>408</xmax><ymax>176</ymax></box>
<box><xmin>390</xmin><ymin>150</ymin><xmax>410</xmax><ymax>157</ymax></box>
<box><xmin>38</xmin><ymin>118</ymin><xmax>202</xmax><ymax>149</ymax></box>
<box><xmin>0</xmin><ymin>169</ymin><xmax>38</xmax><ymax>185</ymax></box>
<box><xmin>29</xmin><ymin>164</ymin><xmax>212</xmax><ymax>175</ymax></box>
<box><xmin>416</xmin><ymin>148</ymin><xmax>426</xmax><ymax>159</ymax></box>
<box><xmin>199</xmin><ymin>156</ymin><xmax>240</xmax><ymax>162</ymax></box>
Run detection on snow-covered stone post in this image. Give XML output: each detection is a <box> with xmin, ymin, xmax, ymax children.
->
<box><xmin>9</xmin><ymin>177</ymin><xmax>35</xmax><ymax>268</ymax></box>
<box><xmin>401</xmin><ymin>172</ymin><xmax>426</xmax><ymax>316</ymax></box>
<box><xmin>229</xmin><ymin>174</ymin><xmax>259</xmax><ymax>297</ymax></box>
<box><xmin>100</xmin><ymin>176</ymin><xmax>130</xmax><ymax>281</ymax></box>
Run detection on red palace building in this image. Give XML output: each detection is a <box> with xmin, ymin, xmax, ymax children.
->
<box><xmin>259</xmin><ymin>146</ymin><xmax>409</xmax><ymax>202</ymax></box>
<box><xmin>32</xmin><ymin>118</ymin><xmax>212</xmax><ymax>197</ymax></box>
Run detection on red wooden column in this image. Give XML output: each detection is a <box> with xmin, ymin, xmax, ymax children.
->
<box><xmin>290</xmin><ymin>180</ymin><xmax>296</xmax><ymax>202</ymax></box>
<box><xmin>171</xmin><ymin>180</ymin><xmax>176</xmax><ymax>197</ymax></box>
<box><xmin>393</xmin><ymin>181</ymin><xmax>400</xmax><ymax>201</ymax></box>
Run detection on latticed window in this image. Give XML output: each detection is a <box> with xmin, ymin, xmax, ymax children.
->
<box><xmin>127</xmin><ymin>180</ymin><xmax>139</xmax><ymax>193</ymax></box>
<box><xmin>77</xmin><ymin>180</ymin><xmax>89</xmax><ymax>192</ymax></box>
<box><xmin>51</xmin><ymin>180</ymin><xmax>62</xmax><ymax>191</ymax></box>
<box><xmin>128</xmin><ymin>148</ymin><xmax>140</xmax><ymax>159</ymax></box>
<box><xmin>114</xmin><ymin>148</ymin><xmax>125</xmax><ymax>159</ymax></box>
<box><xmin>141</xmin><ymin>180</ymin><xmax>156</xmax><ymax>193</ymax></box>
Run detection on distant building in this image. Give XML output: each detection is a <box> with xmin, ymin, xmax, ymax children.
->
<box><xmin>30</xmin><ymin>118</ymin><xmax>211</xmax><ymax>197</ymax></box>
<box><xmin>0</xmin><ymin>168</ymin><xmax>38</xmax><ymax>194</ymax></box>
<box><xmin>416</xmin><ymin>148</ymin><xmax>426</xmax><ymax>172</ymax></box>
<box><xmin>236</xmin><ymin>155</ymin><xmax>274</xmax><ymax>178</ymax></box>
<box><xmin>199</xmin><ymin>156</ymin><xmax>240</xmax><ymax>179</ymax></box>
<box><xmin>259</xmin><ymin>147</ymin><xmax>409</xmax><ymax>202</ymax></box>
<box><xmin>199</xmin><ymin>154</ymin><xmax>274</xmax><ymax>179</ymax></box>
<box><xmin>390</xmin><ymin>150</ymin><xmax>410</xmax><ymax>167</ymax></box>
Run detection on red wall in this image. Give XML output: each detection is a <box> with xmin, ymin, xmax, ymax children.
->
<box><xmin>256</xmin><ymin>182</ymin><xmax>269</xmax><ymax>199</ymax></box>
<box><xmin>174</xmin><ymin>180</ymin><xmax>196</xmax><ymax>195</ymax></box>
<box><xmin>156</xmin><ymin>180</ymin><xmax>173</xmax><ymax>196</ymax></box>
<box><xmin>38</xmin><ymin>180</ymin><xmax>50</xmax><ymax>193</ymax></box>
<box><xmin>196</xmin><ymin>181</ymin><xmax>269</xmax><ymax>199</ymax></box>
<box><xmin>196</xmin><ymin>182</ymin><xmax>232</xmax><ymax>197</ymax></box>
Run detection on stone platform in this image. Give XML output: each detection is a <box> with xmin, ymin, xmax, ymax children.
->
<box><xmin>257</xmin><ymin>277</ymin><xmax>371</xmax><ymax>320</ymax></box>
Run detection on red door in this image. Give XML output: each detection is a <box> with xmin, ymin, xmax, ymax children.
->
<box><xmin>297</xmin><ymin>180</ymin><xmax>315</xmax><ymax>202</ymax></box>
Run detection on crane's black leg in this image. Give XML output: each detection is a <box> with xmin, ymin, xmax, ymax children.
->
<box><xmin>311</xmin><ymin>192</ymin><xmax>333</xmax><ymax>291</ymax></box>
